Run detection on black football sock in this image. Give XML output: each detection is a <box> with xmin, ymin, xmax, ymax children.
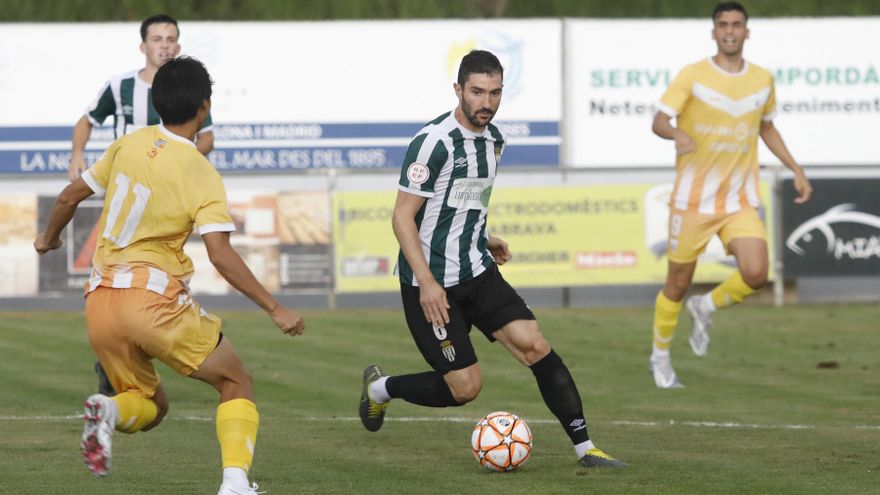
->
<box><xmin>386</xmin><ymin>371</ymin><xmax>461</xmax><ymax>407</ymax></box>
<box><xmin>529</xmin><ymin>349</ymin><xmax>590</xmax><ymax>445</ymax></box>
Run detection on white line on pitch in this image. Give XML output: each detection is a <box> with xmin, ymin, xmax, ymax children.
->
<box><xmin>2</xmin><ymin>414</ymin><xmax>879</xmax><ymax>431</ymax></box>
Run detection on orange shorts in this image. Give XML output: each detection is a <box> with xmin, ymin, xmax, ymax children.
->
<box><xmin>667</xmin><ymin>207</ymin><xmax>766</xmax><ymax>263</ymax></box>
<box><xmin>84</xmin><ymin>287</ymin><xmax>222</xmax><ymax>398</ymax></box>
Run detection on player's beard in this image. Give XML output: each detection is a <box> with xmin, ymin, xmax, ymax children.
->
<box><xmin>462</xmin><ymin>100</ymin><xmax>495</xmax><ymax>129</ymax></box>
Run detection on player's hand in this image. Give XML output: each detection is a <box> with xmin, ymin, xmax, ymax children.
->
<box><xmin>792</xmin><ymin>172</ymin><xmax>813</xmax><ymax>204</ymax></box>
<box><xmin>673</xmin><ymin>130</ymin><xmax>696</xmax><ymax>155</ymax></box>
<box><xmin>419</xmin><ymin>277</ymin><xmax>450</xmax><ymax>327</ymax></box>
<box><xmin>68</xmin><ymin>156</ymin><xmax>87</xmax><ymax>181</ymax></box>
<box><xmin>488</xmin><ymin>235</ymin><xmax>512</xmax><ymax>265</ymax></box>
<box><xmin>34</xmin><ymin>233</ymin><xmax>63</xmax><ymax>254</ymax></box>
<box><xmin>270</xmin><ymin>306</ymin><xmax>305</xmax><ymax>336</ymax></box>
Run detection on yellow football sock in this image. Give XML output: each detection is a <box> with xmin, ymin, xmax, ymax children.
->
<box><xmin>652</xmin><ymin>291</ymin><xmax>683</xmax><ymax>350</ymax></box>
<box><xmin>112</xmin><ymin>391</ymin><xmax>158</xmax><ymax>433</ymax></box>
<box><xmin>216</xmin><ymin>398</ymin><xmax>259</xmax><ymax>472</ymax></box>
<box><xmin>710</xmin><ymin>272</ymin><xmax>755</xmax><ymax>309</ymax></box>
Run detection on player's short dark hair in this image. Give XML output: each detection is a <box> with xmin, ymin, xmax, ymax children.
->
<box><xmin>713</xmin><ymin>2</ymin><xmax>748</xmax><ymax>23</ymax></box>
<box><xmin>457</xmin><ymin>50</ymin><xmax>504</xmax><ymax>88</ymax></box>
<box><xmin>140</xmin><ymin>14</ymin><xmax>179</xmax><ymax>41</ymax></box>
<box><xmin>152</xmin><ymin>56</ymin><xmax>213</xmax><ymax>126</ymax></box>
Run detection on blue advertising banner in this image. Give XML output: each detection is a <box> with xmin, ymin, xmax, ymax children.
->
<box><xmin>1</xmin><ymin>121</ymin><xmax>560</xmax><ymax>174</ymax></box>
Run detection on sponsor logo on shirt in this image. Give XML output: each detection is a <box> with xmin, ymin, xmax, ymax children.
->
<box><xmin>447</xmin><ymin>177</ymin><xmax>494</xmax><ymax>210</ymax></box>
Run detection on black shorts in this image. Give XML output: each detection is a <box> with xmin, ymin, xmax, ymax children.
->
<box><xmin>400</xmin><ymin>263</ymin><xmax>536</xmax><ymax>373</ymax></box>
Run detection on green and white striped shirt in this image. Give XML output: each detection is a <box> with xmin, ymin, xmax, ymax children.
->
<box><xmin>86</xmin><ymin>69</ymin><xmax>213</xmax><ymax>138</ymax></box>
<box><xmin>397</xmin><ymin>111</ymin><xmax>505</xmax><ymax>287</ymax></box>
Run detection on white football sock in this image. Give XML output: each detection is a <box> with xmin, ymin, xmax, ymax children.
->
<box><xmin>651</xmin><ymin>345</ymin><xmax>670</xmax><ymax>361</ymax></box>
<box><xmin>369</xmin><ymin>376</ymin><xmax>391</xmax><ymax>403</ymax></box>
<box><xmin>698</xmin><ymin>293</ymin><xmax>716</xmax><ymax>314</ymax></box>
<box><xmin>222</xmin><ymin>467</ymin><xmax>249</xmax><ymax>489</ymax></box>
<box><xmin>574</xmin><ymin>439</ymin><xmax>596</xmax><ymax>459</ymax></box>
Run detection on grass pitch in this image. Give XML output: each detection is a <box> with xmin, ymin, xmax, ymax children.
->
<box><xmin>1</xmin><ymin>303</ymin><xmax>878</xmax><ymax>494</ymax></box>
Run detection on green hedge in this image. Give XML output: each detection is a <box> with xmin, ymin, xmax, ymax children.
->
<box><xmin>2</xmin><ymin>0</ymin><xmax>878</xmax><ymax>21</ymax></box>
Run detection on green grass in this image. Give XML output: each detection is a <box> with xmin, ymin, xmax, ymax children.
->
<box><xmin>2</xmin><ymin>304</ymin><xmax>879</xmax><ymax>494</ymax></box>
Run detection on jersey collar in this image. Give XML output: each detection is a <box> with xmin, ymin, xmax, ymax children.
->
<box><xmin>157</xmin><ymin>124</ymin><xmax>197</xmax><ymax>148</ymax></box>
<box><xmin>707</xmin><ymin>56</ymin><xmax>749</xmax><ymax>77</ymax></box>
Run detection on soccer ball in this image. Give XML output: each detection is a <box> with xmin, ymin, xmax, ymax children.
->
<box><xmin>471</xmin><ymin>411</ymin><xmax>532</xmax><ymax>472</ymax></box>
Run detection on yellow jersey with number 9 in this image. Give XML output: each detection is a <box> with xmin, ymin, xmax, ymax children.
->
<box><xmin>658</xmin><ymin>58</ymin><xmax>776</xmax><ymax>215</ymax></box>
<box><xmin>81</xmin><ymin>125</ymin><xmax>234</xmax><ymax>295</ymax></box>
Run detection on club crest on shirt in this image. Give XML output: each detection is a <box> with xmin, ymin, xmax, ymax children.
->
<box><xmin>407</xmin><ymin>162</ymin><xmax>429</xmax><ymax>185</ymax></box>
<box><xmin>147</xmin><ymin>138</ymin><xmax>167</xmax><ymax>158</ymax></box>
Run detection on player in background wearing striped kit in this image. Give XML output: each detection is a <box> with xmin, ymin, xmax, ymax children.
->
<box><xmin>36</xmin><ymin>57</ymin><xmax>303</xmax><ymax>495</ymax></box>
<box><xmin>648</xmin><ymin>2</ymin><xmax>812</xmax><ymax>388</ymax></box>
<box><xmin>69</xmin><ymin>14</ymin><xmax>214</xmax><ymax>180</ymax></box>
<box><xmin>68</xmin><ymin>14</ymin><xmax>215</xmax><ymax>397</ymax></box>
<box><xmin>358</xmin><ymin>50</ymin><xmax>625</xmax><ymax>468</ymax></box>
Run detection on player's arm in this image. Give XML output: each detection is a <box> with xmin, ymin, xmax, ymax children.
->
<box><xmin>652</xmin><ymin>111</ymin><xmax>695</xmax><ymax>155</ymax></box>
<box><xmin>202</xmin><ymin>231</ymin><xmax>305</xmax><ymax>335</ymax></box>
<box><xmin>34</xmin><ymin>178</ymin><xmax>94</xmax><ymax>253</ymax></box>
<box><xmin>392</xmin><ymin>190</ymin><xmax>449</xmax><ymax>326</ymax></box>
<box><xmin>487</xmin><ymin>235</ymin><xmax>511</xmax><ymax>265</ymax></box>
<box><xmin>196</xmin><ymin>130</ymin><xmax>214</xmax><ymax>156</ymax></box>
<box><xmin>69</xmin><ymin>115</ymin><xmax>94</xmax><ymax>181</ymax></box>
<box><xmin>760</xmin><ymin>120</ymin><xmax>812</xmax><ymax>204</ymax></box>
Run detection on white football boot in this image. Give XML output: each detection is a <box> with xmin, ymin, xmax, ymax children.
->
<box><xmin>218</xmin><ymin>482</ymin><xmax>264</xmax><ymax>494</ymax></box>
<box><xmin>649</xmin><ymin>354</ymin><xmax>684</xmax><ymax>389</ymax></box>
<box><xmin>81</xmin><ymin>394</ymin><xmax>117</xmax><ymax>477</ymax></box>
<box><xmin>686</xmin><ymin>295</ymin><xmax>713</xmax><ymax>357</ymax></box>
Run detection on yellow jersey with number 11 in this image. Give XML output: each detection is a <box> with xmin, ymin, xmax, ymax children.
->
<box><xmin>658</xmin><ymin>57</ymin><xmax>776</xmax><ymax>215</ymax></box>
<box><xmin>80</xmin><ymin>125</ymin><xmax>234</xmax><ymax>297</ymax></box>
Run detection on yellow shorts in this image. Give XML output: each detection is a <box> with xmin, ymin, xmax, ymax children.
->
<box><xmin>667</xmin><ymin>207</ymin><xmax>766</xmax><ymax>264</ymax></box>
<box><xmin>85</xmin><ymin>287</ymin><xmax>222</xmax><ymax>398</ymax></box>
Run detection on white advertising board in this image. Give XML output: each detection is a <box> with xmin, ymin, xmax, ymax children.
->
<box><xmin>0</xmin><ymin>20</ymin><xmax>561</xmax><ymax>174</ymax></box>
<box><xmin>565</xmin><ymin>18</ymin><xmax>880</xmax><ymax>167</ymax></box>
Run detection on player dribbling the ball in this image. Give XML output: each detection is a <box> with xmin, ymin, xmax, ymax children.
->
<box><xmin>358</xmin><ymin>49</ymin><xmax>625</xmax><ymax>469</ymax></box>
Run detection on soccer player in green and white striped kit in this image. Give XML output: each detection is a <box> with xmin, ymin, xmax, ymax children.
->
<box><xmin>359</xmin><ymin>50</ymin><xmax>625</xmax><ymax>468</ymax></box>
<box><xmin>68</xmin><ymin>14</ymin><xmax>215</xmax><ymax>396</ymax></box>
<box><xmin>69</xmin><ymin>14</ymin><xmax>214</xmax><ymax>181</ymax></box>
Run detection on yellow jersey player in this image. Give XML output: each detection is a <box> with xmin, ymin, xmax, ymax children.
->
<box><xmin>69</xmin><ymin>14</ymin><xmax>215</xmax><ymax>398</ymax></box>
<box><xmin>649</xmin><ymin>1</ymin><xmax>812</xmax><ymax>388</ymax></box>
<box><xmin>35</xmin><ymin>57</ymin><xmax>303</xmax><ymax>495</ymax></box>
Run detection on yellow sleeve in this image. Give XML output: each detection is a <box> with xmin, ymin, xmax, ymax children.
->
<box><xmin>80</xmin><ymin>139</ymin><xmax>121</xmax><ymax>196</ymax></box>
<box><xmin>192</xmin><ymin>167</ymin><xmax>236</xmax><ymax>236</ymax></box>
<box><xmin>658</xmin><ymin>65</ymin><xmax>694</xmax><ymax>117</ymax></box>
<box><xmin>762</xmin><ymin>76</ymin><xmax>777</xmax><ymax>122</ymax></box>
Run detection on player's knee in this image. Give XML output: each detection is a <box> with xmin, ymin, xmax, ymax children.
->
<box><xmin>670</xmin><ymin>276</ymin><xmax>691</xmax><ymax>297</ymax></box>
<box><xmin>741</xmin><ymin>267</ymin><xmax>767</xmax><ymax>289</ymax></box>
<box><xmin>451</xmin><ymin>379</ymin><xmax>482</xmax><ymax>404</ymax></box>
<box><xmin>522</xmin><ymin>337</ymin><xmax>552</xmax><ymax>366</ymax></box>
<box><xmin>446</xmin><ymin>371</ymin><xmax>482</xmax><ymax>404</ymax></box>
<box><xmin>219</xmin><ymin>366</ymin><xmax>254</xmax><ymax>398</ymax></box>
